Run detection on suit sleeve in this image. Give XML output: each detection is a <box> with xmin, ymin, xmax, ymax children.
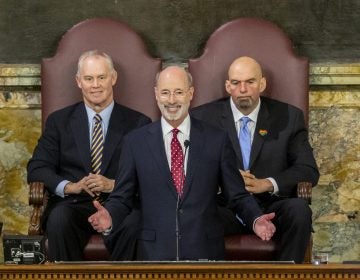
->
<box><xmin>273</xmin><ymin>109</ymin><xmax>319</xmax><ymax>196</ymax></box>
<box><xmin>105</xmin><ymin>134</ymin><xmax>138</xmax><ymax>230</ymax></box>
<box><xmin>220</xmin><ymin>134</ymin><xmax>263</xmax><ymax>230</ymax></box>
<box><xmin>27</xmin><ymin>113</ymin><xmax>65</xmax><ymax>193</ymax></box>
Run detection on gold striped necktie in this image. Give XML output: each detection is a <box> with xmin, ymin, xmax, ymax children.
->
<box><xmin>91</xmin><ymin>114</ymin><xmax>104</xmax><ymax>174</ymax></box>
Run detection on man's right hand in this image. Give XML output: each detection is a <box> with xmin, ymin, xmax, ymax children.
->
<box><xmin>64</xmin><ymin>174</ymin><xmax>115</xmax><ymax>197</ymax></box>
<box><xmin>239</xmin><ymin>170</ymin><xmax>274</xmax><ymax>194</ymax></box>
<box><xmin>88</xmin><ymin>200</ymin><xmax>113</xmax><ymax>233</ymax></box>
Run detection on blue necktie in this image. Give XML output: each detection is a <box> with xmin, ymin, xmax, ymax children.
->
<box><xmin>239</xmin><ymin>116</ymin><xmax>251</xmax><ymax>170</ymax></box>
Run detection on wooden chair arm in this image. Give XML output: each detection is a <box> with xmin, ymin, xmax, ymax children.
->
<box><xmin>297</xmin><ymin>181</ymin><xmax>312</xmax><ymax>205</ymax></box>
<box><xmin>297</xmin><ymin>182</ymin><xmax>313</xmax><ymax>263</ymax></box>
<box><xmin>28</xmin><ymin>182</ymin><xmax>47</xmax><ymax>235</ymax></box>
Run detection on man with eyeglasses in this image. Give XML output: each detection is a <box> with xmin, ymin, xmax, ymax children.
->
<box><xmin>89</xmin><ymin>65</ymin><xmax>276</xmax><ymax>261</ymax></box>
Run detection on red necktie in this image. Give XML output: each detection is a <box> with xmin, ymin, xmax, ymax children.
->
<box><xmin>171</xmin><ymin>128</ymin><xmax>185</xmax><ymax>195</ymax></box>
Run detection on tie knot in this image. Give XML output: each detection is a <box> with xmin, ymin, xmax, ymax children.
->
<box><xmin>94</xmin><ymin>114</ymin><xmax>102</xmax><ymax>124</ymax></box>
<box><xmin>172</xmin><ymin>128</ymin><xmax>180</xmax><ymax>136</ymax></box>
<box><xmin>241</xmin><ymin>116</ymin><xmax>251</xmax><ymax>126</ymax></box>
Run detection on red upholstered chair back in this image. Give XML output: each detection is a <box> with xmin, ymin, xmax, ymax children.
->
<box><xmin>41</xmin><ymin>18</ymin><xmax>162</xmax><ymax>126</ymax></box>
<box><xmin>188</xmin><ymin>17</ymin><xmax>309</xmax><ymax>124</ymax></box>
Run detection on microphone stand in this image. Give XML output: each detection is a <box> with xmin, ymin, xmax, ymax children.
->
<box><xmin>175</xmin><ymin>140</ymin><xmax>190</xmax><ymax>261</ymax></box>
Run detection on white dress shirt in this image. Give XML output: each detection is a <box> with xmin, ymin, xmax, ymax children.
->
<box><xmin>161</xmin><ymin>114</ymin><xmax>191</xmax><ymax>175</ymax></box>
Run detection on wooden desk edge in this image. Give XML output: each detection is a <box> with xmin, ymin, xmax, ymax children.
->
<box><xmin>1</xmin><ymin>263</ymin><xmax>359</xmax><ymax>273</ymax></box>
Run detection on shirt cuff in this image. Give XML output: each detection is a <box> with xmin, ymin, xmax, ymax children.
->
<box><xmin>55</xmin><ymin>180</ymin><xmax>70</xmax><ymax>198</ymax></box>
<box><xmin>252</xmin><ymin>216</ymin><xmax>261</xmax><ymax>231</ymax></box>
<box><xmin>102</xmin><ymin>226</ymin><xmax>113</xmax><ymax>236</ymax></box>
<box><xmin>267</xmin><ymin>177</ymin><xmax>279</xmax><ymax>194</ymax></box>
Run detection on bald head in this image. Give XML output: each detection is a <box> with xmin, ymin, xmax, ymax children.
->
<box><xmin>228</xmin><ymin>56</ymin><xmax>263</xmax><ymax>80</ymax></box>
<box><xmin>225</xmin><ymin>56</ymin><xmax>266</xmax><ymax>115</ymax></box>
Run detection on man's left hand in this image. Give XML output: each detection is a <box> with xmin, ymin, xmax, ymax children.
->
<box><xmin>84</xmin><ymin>173</ymin><xmax>115</xmax><ymax>194</ymax></box>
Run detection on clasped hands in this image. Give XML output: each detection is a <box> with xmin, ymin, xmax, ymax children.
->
<box><xmin>64</xmin><ymin>173</ymin><xmax>115</xmax><ymax>197</ymax></box>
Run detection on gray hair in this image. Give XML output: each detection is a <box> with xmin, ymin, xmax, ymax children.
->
<box><xmin>76</xmin><ymin>50</ymin><xmax>115</xmax><ymax>76</ymax></box>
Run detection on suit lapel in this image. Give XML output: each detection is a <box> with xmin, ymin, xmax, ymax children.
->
<box><xmin>101</xmin><ymin>105</ymin><xmax>126</xmax><ymax>173</ymax></box>
<box><xmin>249</xmin><ymin>101</ymin><xmax>270</xmax><ymax>169</ymax></box>
<box><xmin>146</xmin><ymin>122</ymin><xmax>178</xmax><ymax>198</ymax></box>
<box><xmin>221</xmin><ymin>100</ymin><xmax>243</xmax><ymax>167</ymax></box>
<box><xmin>181</xmin><ymin>118</ymin><xmax>204</xmax><ymax>202</ymax></box>
<box><xmin>70</xmin><ymin>103</ymin><xmax>129</xmax><ymax>175</ymax></box>
<box><xmin>70</xmin><ymin>103</ymin><xmax>92</xmax><ymax>172</ymax></box>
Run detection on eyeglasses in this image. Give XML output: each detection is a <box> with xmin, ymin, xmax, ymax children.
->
<box><xmin>158</xmin><ymin>90</ymin><xmax>189</xmax><ymax>99</ymax></box>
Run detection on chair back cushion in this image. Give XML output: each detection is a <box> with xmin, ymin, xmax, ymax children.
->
<box><xmin>41</xmin><ymin>18</ymin><xmax>162</xmax><ymax>126</ymax></box>
<box><xmin>188</xmin><ymin>17</ymin><xmax>309</xmax><ymax>123</ymax></box>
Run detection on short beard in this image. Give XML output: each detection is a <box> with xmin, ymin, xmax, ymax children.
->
<box><xmin>234</xmin><ymin>98</ymin><xmax>253</xmax><ymax>110</ymax></box>
<box><xmin>158</xmin><ymin>102</ymin><xmax>190</xmax><ymax>122</ymax></box>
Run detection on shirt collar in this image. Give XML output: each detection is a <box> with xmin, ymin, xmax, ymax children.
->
<box><xmin>161</xmin><ymin>114</ymin><xmax>191</xmax><ymax>137</ymax></box>
<box><xmin>85</xmin><ymin>101</ymin><xmax>114</xmax><ymax>128</ymax></box>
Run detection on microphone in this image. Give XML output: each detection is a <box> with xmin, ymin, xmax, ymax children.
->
<box><xmin>184</xmin><ymin>140</ymin><xmax>190</xmax><ymax>150</ymax></box>
<box><xmin>175</xmin><ymin>139</ymin><xmax>190</xmax><ymax>261</ymax></box>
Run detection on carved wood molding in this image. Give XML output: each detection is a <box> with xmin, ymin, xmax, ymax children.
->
<box><xmin>310</xmin><ymin>64</ymin><xmax>360</xmax><ymax>85</ymax></box>
<box><xmin>309</xmin><ymin>63</ymin><xmax>360</xmax><ymax>108</ymax></box>
<box><xmin>0</xmin><ymin>263</ymin><xmax>359</xmax><ymax>280</ymax></box>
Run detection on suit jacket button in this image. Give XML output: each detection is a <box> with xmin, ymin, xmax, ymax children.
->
<box><xmin>179</xmin><ymin>209</ymin><xmax>183</xmax><ymax>214</ymax></box>
<box><xmin>73</xmin><ymin>199</ymin><xmax>77</xmax><ymax>203</ymax></box>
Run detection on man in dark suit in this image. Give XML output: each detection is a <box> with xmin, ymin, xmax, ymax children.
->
<box><xmin>89</xmin><ymin>65</ymin><xmax>276</xmax><ymax>261</ymax></box>
<box><xmin>190</xmin><ymin>56</ymin><xmax>319</xmax><ymax>263</ymax></box>
<box><xmin>27</xmin><ymin>50</ymin><xmax>151</xmax><ymax>261</ymax></box>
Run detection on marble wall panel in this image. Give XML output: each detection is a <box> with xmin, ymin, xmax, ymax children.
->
<box><xmin>0</xmin><ymin>64</ymin><xmax>359</xmax><ymax>263</ymax></box>
<box><xmin>309</xmin><ymin>64</ymin><xmax>360</xmax><ymax>263</ymax></box>
<box><xmin>0</xmin><ymin>65</ymin><xmax>41</xmax><ymax>263</ymax></box>
<box><xmin>309</xmin><ymin>107</ymin><xmax>360</xmax><ymax>262</ymax></box>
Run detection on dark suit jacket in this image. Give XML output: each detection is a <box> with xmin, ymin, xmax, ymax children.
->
<box><xmin>105</xmin><ymin>117</ymin><xmax>263</xmax><ymax>261</ymax></box>
<box><xmin>191</xmin><ymin>97</ymin><xmax>319</xmax><ymax>207</ymax></box>
<box><xmin>27</xmin><ymin>101</ymin><xmax>151</xmax><ymax>219</ymax></box>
